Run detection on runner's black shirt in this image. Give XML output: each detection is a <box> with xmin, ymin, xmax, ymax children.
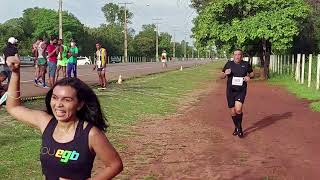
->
<box><xmin>222</xmin><ymin>60</ymin><xmax>253</xmax><ymax>91</ymax></box>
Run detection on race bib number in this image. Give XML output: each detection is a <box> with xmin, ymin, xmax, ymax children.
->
<box><xmin>232</xmin><ymin>77</ymin><xmax>244</xmax><ymax>86</ymax></box>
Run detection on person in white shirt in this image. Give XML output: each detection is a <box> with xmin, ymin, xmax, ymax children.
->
<box><xmin>161</xmin><ymin>49</ymin><xmax>167</xmax><ymax>68</ymax></box>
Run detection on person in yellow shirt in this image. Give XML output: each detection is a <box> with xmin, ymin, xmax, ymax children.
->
<box><xmin>93</xmin><ymin>42</ymin><xmax>107</xmax><ymax>89</ymax></box>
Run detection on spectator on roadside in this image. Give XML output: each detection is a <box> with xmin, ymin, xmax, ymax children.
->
<box><xmin>47</xmin><ymin>36</ymin><xmax>58</xmax><ymax>87</ymax></box>
<box><xmin>32</xmin><ymin>38</ymin><xmax>42</xmax><ymax>85</ymax></box>
<box><xmin>67</xmin><ymin>40</ymin><xmax>79</xmax><ymax>78</ymax></box>
<box><xmin>2</xmin><ymin>37</ymin><xmax>19</xmax><ymax>82</ymax></box>
<box><xmin>0</xmin><ymin>71</ymin><xmax>8</xmax><ymax>102</ymax></box>
<box><xmin>36</xmin><ymin>40</ymin><xmax>49</xmax><ymax>88</ymax></box>
<box><xmin>93</xmin><ymin>41</ymin><xmax>108</xmax><ymax>89</ymax></box>
<box><xmin>56</xmin><ymin>39</ymin><xmax>68</xmax><ymax>81</ymax></box>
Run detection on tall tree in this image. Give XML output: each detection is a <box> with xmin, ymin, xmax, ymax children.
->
<box><xmin>101</xmin><ymin>3</ymin><xmax>133</xmax><ymax>25</ymax></box>
<box><xmin>132</xmin><ymin>24</ymin><xmax>156</xmax><ymax>58</ymax></box>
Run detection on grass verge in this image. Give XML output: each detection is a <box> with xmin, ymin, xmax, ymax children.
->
<box><xmin>0</xmin><ymin>61</ymin><xmax>224</xmax><ymax>179</ymax></box>
<box><xmin>269</xmin><ymin>74</ymin><xmax>320</xmax><ymax>112</ymax></box>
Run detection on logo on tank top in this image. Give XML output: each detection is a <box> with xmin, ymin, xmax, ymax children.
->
<box><xmin>41</xmin><ymin>147</ymin><xmax>80</xmax><ymax>163</ymax></box>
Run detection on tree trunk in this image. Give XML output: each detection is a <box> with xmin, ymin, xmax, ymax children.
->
<box><xmin>260</xmin><ymin>39</ymin><xmax>271</xmax><ymax>79</ymax></box>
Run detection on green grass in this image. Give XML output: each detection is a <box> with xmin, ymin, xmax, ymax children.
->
<box><xmin>269</xmin><ymin>74</ymin><xmax>320</xmax><ymax>111</ymax></box>
<box><xmin>0</xmin><ymin>61</ymin><xmax>224</xmax><ymax>179</ymax></box>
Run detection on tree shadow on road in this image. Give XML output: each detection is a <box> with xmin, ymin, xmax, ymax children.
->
<box><xmin>244</xmin><ymin>112</ymin><xmax>292</xmax><ymax>137</ymax></box>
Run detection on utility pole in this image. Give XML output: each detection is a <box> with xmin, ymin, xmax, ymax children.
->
<box><xmin>170</xmin><ymin>26</ymin><xmax>179</xmax><ymax>59</ymax></box>
<box><xmin>58</xmin><ymin>0</ymin><xmax>63</xmax><ymax>39</ymax></box>
<box><xmin>184</xmin><ymin>34</ymin><xmax>187</xmax><ymax>59</ymax></box>
<box><xmin>119</xmin><ymin>2</ymin><xmax>132</xmax><ymax>63</ymax></box>
<box><xmin>173</xmin><ymin>31</ymin><xmax>176</xmax><ymax>59</ymax></box>
<box><xmin>152</xmin><ymin>18</ymin><xmax>162</xmax><ymax>62</ymax></box>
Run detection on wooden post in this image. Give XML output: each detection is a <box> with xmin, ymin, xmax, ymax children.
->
<box><xmin>295</xmin><ymin>54</ymin><xmax>301</xmax><ymax>82</ymax></box>
<box><xmin>287</xmin><ymin>55</ymin><xmax>290</xmax><ymax>74</ymax></box>
<box><xmin>279</xmin><ymin>55</ymin><xmax>283</xmax><ymax>74</ymax></box>
<box><xmin>291</xmin><ymin>54</ymin><xmax>295</xmax><ymax>76</ymax></box>
<box><xmin>277</xmin><ymin>55</ymin><xmax>280</xmax><ymax>74</ymax></box>
<box><xmin>317</xmin><ymin>54</ymin><xmax>320</xmax><ymax>90</ymax></box>
<box><xmin>301</xmin><ymin>54</ymin><xmax>305</xmax><ymax>84</ymax></box>
<box><xmin>308</xmin><ymin>54</ymin><xmax>312</xmax><ymax>88</ymax></box>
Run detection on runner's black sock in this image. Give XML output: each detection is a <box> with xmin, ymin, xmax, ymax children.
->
<box><xmin>236</xmin><ymin>113</ymin><xmax>243</xmax><ymax>129</ymax></box>
<box><xmin>232</xmin><ymin>115</ymin><xmax>237</xmax><ymax>128</ymax></box>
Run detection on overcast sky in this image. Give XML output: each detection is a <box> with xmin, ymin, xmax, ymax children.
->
<box><xmin>0</xmin><ymin>0</ymin><xmax>197</xmax><ymax>44</ymax></box>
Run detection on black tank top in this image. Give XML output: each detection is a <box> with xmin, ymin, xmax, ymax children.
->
<box><xmin>40</xmin><ymin>119</ymin><xmax>95</xmax><ymax>180</ymax></box>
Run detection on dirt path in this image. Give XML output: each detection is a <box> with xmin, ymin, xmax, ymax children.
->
<box><xmin>115</xmin><ymin>77</ymin><xmax>320</xmax><ymax>179</ymax></box>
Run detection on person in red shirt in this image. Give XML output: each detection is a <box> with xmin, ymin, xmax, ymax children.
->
<box><xmin>47</xmin><ymin>36</ymin><xmax>58</xmax><ymax>87</ymax></box>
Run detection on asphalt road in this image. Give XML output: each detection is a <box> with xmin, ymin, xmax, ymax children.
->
<box><xmin>19</xmin><ymin>60</ymin><xmax>211</xmax><ymax>97</ymax></box>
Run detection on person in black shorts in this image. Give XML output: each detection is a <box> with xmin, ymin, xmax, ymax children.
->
<box><xmin>221</xmin><ymin>49</ymin><xmax>254</xmax><ymax>138</ymax></box>
<box><xmin>6</xmin><ymin>56</ymin><xmax>123</xmax><ymax>179</ymax></box>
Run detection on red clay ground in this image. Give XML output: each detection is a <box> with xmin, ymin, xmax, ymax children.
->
<box><xmin>110</xmin><ymin>76</ymin><xmax>320</xmax><ymax>179</ymax></box>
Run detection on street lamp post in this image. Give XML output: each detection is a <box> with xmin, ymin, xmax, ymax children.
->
<box><xmin>58</xmin><ymin>0</ymin><xmax>63</xmax><ymax>39</ymax></box>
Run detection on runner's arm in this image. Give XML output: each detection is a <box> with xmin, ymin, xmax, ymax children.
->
<box><xmin>89</xmin><ymin>127</ymin><xmax>123</xmax><ymax>180</ymax></box>
<box><xmin>221</xmin><ymin>61</ymin><xmax>230</xmax><ymax>79</ymax></box>
<box><xmin>6</xmin><ymin>56</ymin><xmax>52</xmax><ymax>132</ymax></box>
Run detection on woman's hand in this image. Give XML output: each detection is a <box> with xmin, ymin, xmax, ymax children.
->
<box><xmin>6</xmin><ymin>56</ymin><xmax>20</xmax><ymax>73</ymax></box>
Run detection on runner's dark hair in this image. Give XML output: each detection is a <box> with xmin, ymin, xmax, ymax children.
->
<box><xmin>45</xmin><ymin>78</ymin><xmax>108</xmax><ymax>132</ymax></box>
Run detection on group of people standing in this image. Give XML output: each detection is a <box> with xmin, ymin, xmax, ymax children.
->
<box><xmin>32</xmin><ymin>36</ymin><xmax>79</xmax><ymax>88</ymax></box>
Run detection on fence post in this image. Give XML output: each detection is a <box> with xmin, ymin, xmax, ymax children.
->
<box><xmin>281</xmin><ymin>55</ymin><xmax>284</xmax><ymax>75</ymax></box>
<box><xmin>276</xmin><ymin>55</ymin><xmax>278</xmax><ymax>74</ymax></box>
<box><xmin>270</xmin><ymin>55</ymin><xmax>274</xmax><ymax>73</ymax></box>
<box><xmin>291</xmin><ymin>54</ymin><xmax>295</xmax><ymax>76</ymax></box>
<box><xmin>286</xmin><ymin>55</ymin><xmax>289</xmax><ymax>74</ymax></box>
<box><xmin>308</xmin><ymin>54</ymin><xmax>313</xmax><ymax>88</ymax></box>
<box><xmin>296</xmin><ymin>54</ymin><xmax>301</xmax><ymax>82</ymax></box>
<box><xmin>276</xmin><ymin>55</ymin><xmax>280</xmax><ymax>74</ymax></box>
<box><xmin>317</xmin><ymin>54</ymin><xmax>320</xmax><ymax>90</ymax></box>
<box><xmin>301</xmin><ymin>54</ymin><xmax>305</xmax><ymax>84</ymax></box>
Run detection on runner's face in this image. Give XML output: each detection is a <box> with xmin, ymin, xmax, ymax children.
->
<box><xmin>50</xmin><ymin>86</ymin><xmax>83</xmax><ymax>122</ymax></box>
<box><xmin>96</xmin><ymin>44</ymin><xmax>101</xmax><ymax>50</ymax></box>
<box><xmin>233</xmin><ymin>51</ymin><xmax>243</xmax><ymax>63</ymax></box>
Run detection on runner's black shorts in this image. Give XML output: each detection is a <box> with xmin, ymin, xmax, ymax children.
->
<box><xmin>226</xmin><ymin>88</ymin><xmax>247</xmax><ymax>108</ymax></box>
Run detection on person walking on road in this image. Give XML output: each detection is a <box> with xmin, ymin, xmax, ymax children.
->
<box><xmin>161</xmin><ymin>49</ymin><xmax>168</xmax><ymax>68</ymax></box>
<box><xmin>5</xmin><ymin>56</ymin><xmax>123</xmax><ymax>179</ymax></box>
<box><xmin>93</xmin><ymin>41</ymin><xmax>107</xmax><ymax>89</ymax></box>
<box><xmin>67</xmin><ymin>40</ymin><xmax>79</xmax><ymax>78</ymax></box>
<box><xmin>55</xmin><ymin>39</ymin><xmax>68</xmax><ymax>81</ymax></box>
<box><xmin>221</xmin><ymin>49</ymin><xmax>254</xmax><ymax>138</ymax></box>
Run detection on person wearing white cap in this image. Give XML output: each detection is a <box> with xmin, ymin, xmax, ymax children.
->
<box><xmin>2</xmin><ymin>37</ymin><xmax>19</xmax><ymax>82</ymax></box>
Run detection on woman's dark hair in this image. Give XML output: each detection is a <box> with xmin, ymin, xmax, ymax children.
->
<box><xmin>45</xmin><ymin>78</ymin><xmax>108</xmax><ymax>131</ymax></box>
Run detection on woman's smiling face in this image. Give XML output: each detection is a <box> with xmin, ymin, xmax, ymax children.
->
<box><xmin>50</xmin><ymin>85</ymin><xmax>83</xmax><ymax>122</ymax></box>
